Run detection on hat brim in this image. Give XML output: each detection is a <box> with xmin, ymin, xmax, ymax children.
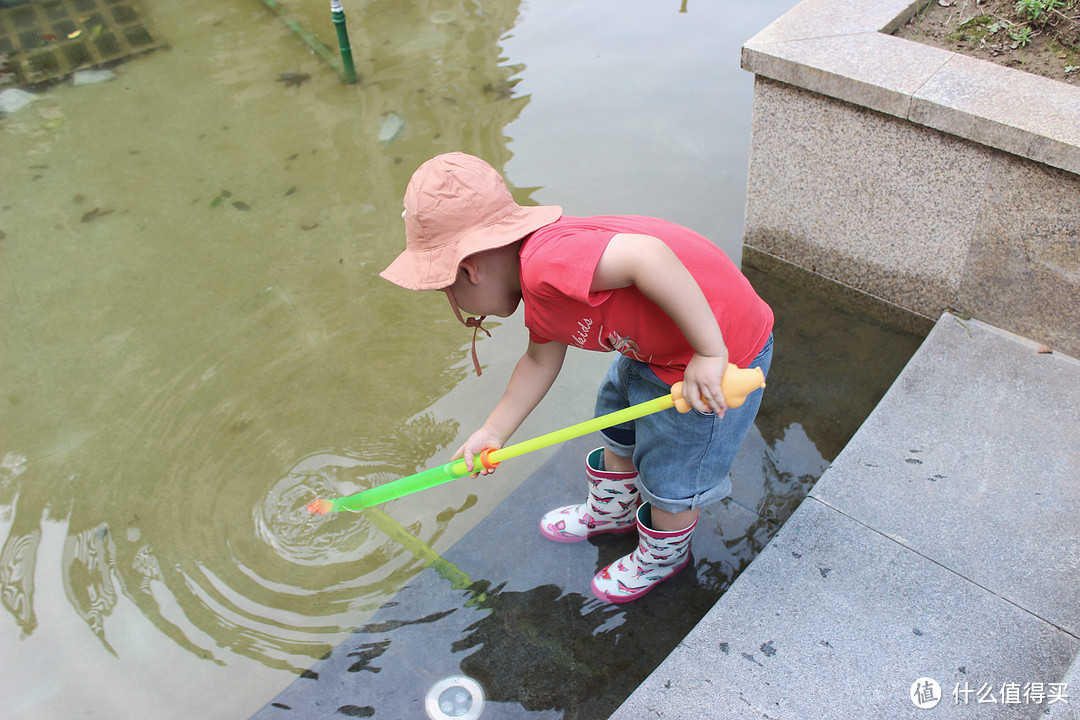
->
<box><xmin>380</xmin><ymin>204</ymin><xmax>562</xmax><ymax>291</ymax></box>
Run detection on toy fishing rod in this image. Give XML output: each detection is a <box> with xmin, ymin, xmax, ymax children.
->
<box><xmin>308</xmin><ymin>364</ymin><xmax>765</xmax><ymax>514</ymax></box>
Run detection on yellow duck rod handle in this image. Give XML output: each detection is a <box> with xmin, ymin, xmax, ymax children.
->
<box><xmin>308</xmin><ymin>365</ymin><xmax>765</xmax><ymax>514</ymax></box>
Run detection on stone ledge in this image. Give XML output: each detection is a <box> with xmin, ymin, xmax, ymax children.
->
<box><xmin>741</xmin><ymin>0</ymin><xmax>1080</xmax><ymax>175</ymax></box>
<box><xmin>611</xmin><ymin>313</ymin><xmax>1080</xmax><ymax>719</ymax></box>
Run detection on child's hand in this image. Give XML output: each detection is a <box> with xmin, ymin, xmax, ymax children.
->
<box><xmin>683</xmin><ymin>352</ymin><xmax>729</xmax><ymax>416</ymax></box>
<box><xmin>452</xmin><ymin>427</ymin><xmax>505</xmax><ymax>476</ymax></box>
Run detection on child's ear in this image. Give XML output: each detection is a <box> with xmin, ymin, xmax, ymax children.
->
<box><xmin>458</xmin><ymin>256</ymin><xmax>482</xmax><ymax>285</ymax></box>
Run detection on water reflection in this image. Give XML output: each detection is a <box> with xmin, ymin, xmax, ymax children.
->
<box><xmin>2</xmin><ymin>0</ymin><xmax>541</xmax><ymax>711</ymax></box>
<box><xmin>747</xmin><ymin>265</ymin><xmax>924</xmax><ymax>462</ymax></box>
<box><xmin>62</xmin><ymin>523</ymin><xmax>118</xmax><ymax>652</ymax></box>
<box><xmin>0</xmin><ymin>525</ymin><xmax>39</xmax><ymax>636</ymax></box>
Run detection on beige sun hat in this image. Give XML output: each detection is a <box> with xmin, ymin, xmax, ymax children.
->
<box><xmin>380</xmin><ymin>152</ymin><xmax>562</xmax><ymax>291</ymax></box>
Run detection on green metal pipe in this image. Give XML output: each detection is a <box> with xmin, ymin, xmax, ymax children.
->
<box><xmin>331</xmin><ymin>0</ymin><xmax>358</xmax><ymax>84</ymax></box>
<box><xmin>254</xmin><ymin>0</ymin><xmax>352</xmax><ymax>82</ymax></box>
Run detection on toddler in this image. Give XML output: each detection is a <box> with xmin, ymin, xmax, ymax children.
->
<box><xmin>381</xmin><ymin>152</ymin><xmax>773</xmax><ymax>603</ymax></box>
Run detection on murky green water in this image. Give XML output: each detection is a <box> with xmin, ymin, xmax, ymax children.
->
<box><xmin>1</xmin><ymin>0</ymin><xmax>922</xmax><ymax>717</ymax></box>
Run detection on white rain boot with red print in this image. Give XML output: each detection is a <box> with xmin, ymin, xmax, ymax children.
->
<box><xmin>539</xmin><ymin>448</ymin><xmax>640</xmax><ymax>543</ymax></box>
<box><xmin>591</xmin><ymin>503</ymin><xmax>695</xmax><ymax>603</ymax></box>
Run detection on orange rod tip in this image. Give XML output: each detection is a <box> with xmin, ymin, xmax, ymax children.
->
<box><xmin>307</xmin><ymin>498</ymin><xmax>332</xmax><ymax>515</ymax></box>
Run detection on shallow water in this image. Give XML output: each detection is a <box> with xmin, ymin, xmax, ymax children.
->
<box><xmin>1</xmin><ymin>0</ymin><xmax>921</xmax><ymax>717</ymax></box>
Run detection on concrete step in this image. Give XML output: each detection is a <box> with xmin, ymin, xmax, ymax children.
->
<box><xmin>612</xmin><ymin>313</ymin><xmax>1080</xmax><ymax>719</ymax></box>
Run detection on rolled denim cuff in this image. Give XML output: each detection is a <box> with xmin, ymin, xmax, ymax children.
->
<box><xmin>600</xmin><ymin>427</ymin><xmax>634</xmax><ymax>457</ymax></box>
<box><xmin>638</xmin><ymin>475</ymin><xmax>733</xmax><ymax>515</ymax></box>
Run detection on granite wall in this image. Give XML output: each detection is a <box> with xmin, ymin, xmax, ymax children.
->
<box><xmin>740</xmin><ymin>0</ymin><xmax>1080</xmax><ymax>356</ymax></box>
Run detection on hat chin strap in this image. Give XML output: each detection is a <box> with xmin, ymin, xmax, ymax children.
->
<box><xmin>444</xmin><ymin>289</ymin><xmax>490</xmax><ymax>377</ymax></box>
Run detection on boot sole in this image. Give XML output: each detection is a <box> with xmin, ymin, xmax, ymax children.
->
<box><xmin>538</xmin><ymin>519</ymin><xmax>637</xmax><ymax>543</ymax></box>
<box><xmin>590</xmin><ymin>559</ymin><xmax>689</xmax><ymax>603</ymax></box>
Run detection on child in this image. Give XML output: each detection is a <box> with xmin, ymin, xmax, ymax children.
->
<box><xmin>381</xmin><ymin>152</ymin><xmax>773</xmax><ymax>603</ymax></box>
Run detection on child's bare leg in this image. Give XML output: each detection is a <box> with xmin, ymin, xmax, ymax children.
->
<box><xmin>650</xmin><ymin>506</ymin><xmax>699</xmax><ymax>532</ymax></box>
<box><xmin>603</xmin><ymin>447</ymin><xmax>636</xmax><ymax>474</ymax></box>
<box><xmin>603</xmin><ymin>448</ymin><xmax>698</xmax><ymax>530</ymax></box>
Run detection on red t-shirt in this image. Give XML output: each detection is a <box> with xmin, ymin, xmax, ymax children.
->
<box><xmin>519</xmin><ymin>216</ymin><xmax>773</xmax><ymax>385</ymax></box>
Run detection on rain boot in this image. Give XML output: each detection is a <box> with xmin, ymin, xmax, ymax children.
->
<box><xmin>591</xmin><ymin>503</ymin><xmax>695</xmax><ymax>603</ymax></box>
<box><xmin>539</xmin><ymin>447</ymin><xmax>640</xmax><ymax>543</ymax></box>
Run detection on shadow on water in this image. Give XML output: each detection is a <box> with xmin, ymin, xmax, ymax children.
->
<box><xmin>0</xmin><ymin>0</ymin><xmax>924</xmax><ymax>717</ymax></box>
<box><xmin>254</xmin><ymin>469</ymin><xmax>752</xmax><ymax>719</ymax></box>
<box><xmin>450</xmin><ymin>579</ymin><xmax>723</xmax><ymax>718</ymax></box>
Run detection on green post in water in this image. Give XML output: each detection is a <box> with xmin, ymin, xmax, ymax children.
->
<box><xmin>331</xmin><ymin>0</ymin><xmax>358</xmax><ymax>84</ymax></box>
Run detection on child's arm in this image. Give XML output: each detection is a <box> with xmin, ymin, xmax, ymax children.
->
<box><xmin>592</xmin><ymin>233</ymin><xmax>729</xmax><ymax>415</ymax></box>
<box><xmin>452</xmin><ymin>338</ymin><xmax>568</xmax><ymax>474</ymax></box>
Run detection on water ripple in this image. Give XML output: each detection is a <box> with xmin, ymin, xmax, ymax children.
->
<box><xmin>254</xmin><ymin>451</ymin><xmax>389</xmax><ymax>565</ymax></box>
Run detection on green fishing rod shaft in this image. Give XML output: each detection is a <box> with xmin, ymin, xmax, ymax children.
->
<box><xmin>309</xmin><ymin>366</ymin><xmax>766</xmax><ymax>514</ymax></box>
<box><xmin>309</xmin><ymin>383</ymin><xmax>688</xmax><ymax>514</ymax></box>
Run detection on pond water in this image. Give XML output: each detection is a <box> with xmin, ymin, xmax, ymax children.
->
<box><xmin>0</xmin><ymin>0</ymin><xmax>922</xmax><ymax>717</ymax></box>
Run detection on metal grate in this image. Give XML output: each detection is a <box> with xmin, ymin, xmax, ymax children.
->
<box><xmin>0</xmin><ymin>0</ymin><xmax>165</xmax><ymax>87</ymax></box>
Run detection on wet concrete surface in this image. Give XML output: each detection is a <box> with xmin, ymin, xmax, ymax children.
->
<box><xmin>612</xmin><ymin>313</ymin><xmax>1080</xmax><ymax>719</ymax></box>
<box><xmin>249</xmin><ymin>433</ymin><xmax>771</xmax><ymax>719</ymax></box>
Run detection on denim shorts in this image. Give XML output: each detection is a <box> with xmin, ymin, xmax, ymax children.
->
<box><xmin>595</xmin><ymin>334</ymin><xmax>773</xmax><ymax>514</ymax></box>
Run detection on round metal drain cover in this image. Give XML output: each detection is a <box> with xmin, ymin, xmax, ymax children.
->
<box><xmin>424</xmin><ymin>675</ymin><xmax>485</xmax><ymax>720</ymax></box>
